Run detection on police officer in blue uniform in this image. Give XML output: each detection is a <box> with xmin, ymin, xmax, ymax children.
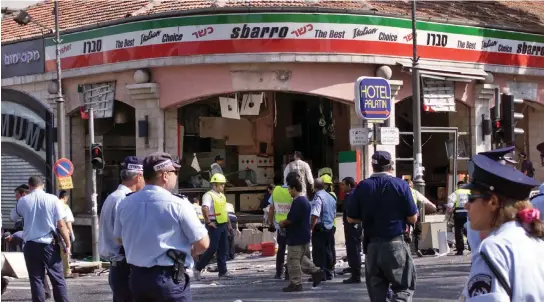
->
<box><xmin>340</xmin><ymin>177</ymin><xmax>362</xmax><ymax>284</ymax></box>
<box><xmin>310</xmin><ymin>178</ymin><xmax>337</xmax><ymax>281</ymax></box>
<box><xmin>347</xmin><ymin>151</ymin><xmax>418</xmax><ymax>302</ymax></box>
<box><xmin>460</xmin><ymin>154</ymin><xmax>543</xmax><ymax>301</ymax></box>
<box><xmin>466</xmin><ymin>146</ymin><xmax>517</xmax><ymax>252</ymax></box>
<box><xmin>98</xmin><ymin>156</ymin><xmax>145</xmax><ymax>302</ymax></box>
<box><xmin>10</xmin><ymin>176</ymin><xmax>71</xmax><ymax>302</ymax></box>
<box><xmin>114</xmin><ymin>152</ymin><xmax>210</xmax><ymax>301</ymax></box>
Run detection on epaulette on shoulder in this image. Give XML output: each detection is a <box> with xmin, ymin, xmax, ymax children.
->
<box><xmin>125</xmin><ymin>192</ymin><xmax>135</xmax><ymax>197</ymax></box>
<box><xmin>173</xmin><ymin>193</ymin><xmax>188</xmax><ymax>200</ymax></box>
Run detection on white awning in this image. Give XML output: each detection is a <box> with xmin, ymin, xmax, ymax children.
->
<box><xmin>397</xmin><ymin>63</ymin><xmax>488</xmax><ymax>82</ymax></box>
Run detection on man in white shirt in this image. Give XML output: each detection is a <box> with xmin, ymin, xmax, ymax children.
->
<box><xmin>283</xmin><ymin>151</ymin><xmax>314</xmax><ymax>197</ymax></box>
<box><xmin>58</xmin><ymin>190</ymin><xmax>75</xmax><ymax>278</ymax></box>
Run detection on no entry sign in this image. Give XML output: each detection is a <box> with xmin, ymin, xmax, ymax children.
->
<box><xmin>354</xmin><ymin>76</ymin><xmax>392</xmax><ymax>122</ymax></box>
<box><xmin>54</xmin><ymin>158</ymin><xmax>74</xmax><ymax>178</ymax></box>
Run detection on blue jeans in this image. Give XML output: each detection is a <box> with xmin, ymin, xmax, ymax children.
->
<box><xmin>23</xmin><ymin>241</ymin><xmax>68</xmax><ymax>302</ymax></box>
<box><xmin>195</xmin><ymin>223</ymin><xmax>229</xmax><ymax>275</ymax></box>
<box><xmin>130</xmin><ymin>266</ymin><xmax>191</xmax><ymax>302</ymax></box>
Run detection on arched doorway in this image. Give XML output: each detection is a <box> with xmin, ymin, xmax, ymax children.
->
<box><xmin>1</xmin><ymin>88</ymin><xmax>55</xmax><ymax>229</ymax></box>
<box><xmin>395</xmin><ymin>96</ymin><xmax>472</xmax><ymax>206</ymax></box>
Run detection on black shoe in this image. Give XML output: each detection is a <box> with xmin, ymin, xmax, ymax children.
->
<box><xmin>456</xmin><ymin>250</ymin><xmax>464</xmax><ymax>256</ymax></box>
<box><xmin>342</xmin><ymin>277</ymin><xmax>361</xmax><ymax>284</ymax></box>
<box><xmin>416</xmin><ymin>250</ymin><xmax>423</xmax><ymax>258</ymax></box>
<box><xmin>274</xmin><ymin>273</ymin><xmax>283</xmax><ymax>279</ymax></box>
<box><xmin>282</xmin><ymin>283</ymin><xmax>303</xmax><ymax>292</ymax></box>
<box><xmin>311</xmin><ymin>270</ymin><xmax>324</xmax><ymax>287</ymax></box>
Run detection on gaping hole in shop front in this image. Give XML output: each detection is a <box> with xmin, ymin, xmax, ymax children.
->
<box><xmin>177</xmin><ymin>92</ymin><xmax>351</xmax><ymax>220</ymax></box>
<box><xmin>395</xmin><ymin>96</ymin><xmax>472</xmax><ymax>211</ymax></box>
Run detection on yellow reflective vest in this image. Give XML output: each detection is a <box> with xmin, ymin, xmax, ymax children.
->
<box><xmin>454</xmin><ymin>189</ymin><xmax>471</xmax><ymax>213</ymax></box>
<box><xmin>193</xmin><ymin>203</ymin><xmax>204</xmax><ymax>221</ymax></box>
<box><xmin>272</xmin><ymin>186</ymin><xmax>293</xmax><ymax>223</ymax></box>
<box><xmin>409</xmin><ymin>188</ymin><xmax>419</xmax><ymax>206</ymax></box>
<box><xmin>206</xmin><ymin>190</ymin><xmax>228</xmax><ymax>224</ymax></box>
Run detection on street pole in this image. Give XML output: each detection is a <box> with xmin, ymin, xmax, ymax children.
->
<box><xmin>411</xmin><ymin>0</ymin><xmax>426</xmax><ymax>222</ymax></box>
<box><xmin>88</xmin><ymin>107</ymin><xmax>99</xmax><ymax>262</ymax></box>
<box><xmin>54</xmin><ymin>0</ymin><xmax>66</xmax><ymax>159</ymax></box>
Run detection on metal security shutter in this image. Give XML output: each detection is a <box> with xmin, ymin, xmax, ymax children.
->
<box><xmin>1</xmin><ymin>154</ymin><xmax>43</xmax><ymax>229</ymax></box>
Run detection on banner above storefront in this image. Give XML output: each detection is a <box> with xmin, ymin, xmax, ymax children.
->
<box><xmin>2</xmin><ymin>38</ymin><xmax>45</xmax><ymax>78</ymax></box>
<box><xmin>44</xmin><ymin>13</ymin><xmax>544</xmax><ymax>72</ymax></box>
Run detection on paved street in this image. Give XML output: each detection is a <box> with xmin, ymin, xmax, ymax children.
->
<box><xmin>2</xmin><ymin>248</ymin><xmax>471</xmax><ymax>302</ymax></box>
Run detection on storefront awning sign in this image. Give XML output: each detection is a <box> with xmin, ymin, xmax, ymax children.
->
<box><xmin>354</xmin><ymin>76</ymin><xmax>391</xmax><ymax>122</ymax></box>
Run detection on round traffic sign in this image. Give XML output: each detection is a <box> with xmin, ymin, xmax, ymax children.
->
<box><xmin>54</xmin><ymin>158</ymin><xmax>74</xmax><ymax>177</ymax></box>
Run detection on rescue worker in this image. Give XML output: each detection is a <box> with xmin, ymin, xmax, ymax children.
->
<box><xmin>347</xmin><ymin>151</ymin><xmax>418</xmax><ymax>302</ymax></box>
<box><xmin>10</xmin><ymin>176</ymin><xmax>71</xmax><ymax>302</ymax></box>
<box><xmin>98</xmin><ymin>156</ymin><xmax>145</xmax><ymax>302</ymax></box>
<box><xmin>194</xmin><ymin>173</ymin><xmax>234</xmax><ymax>280</ymax></box>
<box><xmin>406</xmin><ymin>179</ymin><xmax>437</xmax><ymax>257</ymax></box>
<box><xmin>340</xmin><ymin>177</ymin><xmax>362</xmax><ymax>284</ymax></box>
<box><xmin>58</xmin><ymin>190</ymin><xmax>75</xmax><ymax>278</ymax></box>
<box><xmin>192</xmin><ymin>197</ymin><xmax>204</xmax><ymax>224</ymax></box>
<box><xmin>283</xmin><ymin>151</ymin><xmax>314</xmax><ymax>197</ymax></box>
<box><xmin>210</xmin><ymin>155</ymin><xmax>225</xmax><ymax>176</ymax></box>
<box><xmin>114</xmin><ymin>152</ymin><xmax>210</xmax><ymax>301</ymax></box>
<box><xmin>320</xmin><ymin>174</ymin><xmax>337</xmax><ymax>276</ymax></box>
<box><xmin>310</xmin><ymin>178</ymin><xmax>337</xmax><ymax>281</ymax></box>
<box><xmin>279</xmin><ymin>175</ymin><xmax>323</xmax><ymax>292</ymax></box>
<box><xmin>226</xmin><ymin>202</ymin><xmax>240</xmax><ymax>260</ymax></box>
<box><xmin>447</xmin><ymin>181</ymin><xmax>471</xmax><ymax>255</ymax></box>
<box><xmin>460</xmin><ymin>154</ymin><xmax>543</xmax><ymax>300</ymax></box>
<box><xmin>267</xmin><ymin>173</ymin><xmax>297</xmax><ymax>280</ymax></box>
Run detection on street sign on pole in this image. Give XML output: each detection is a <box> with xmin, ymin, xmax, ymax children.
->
<box><xmin>378</xmin><ymin>127</ymin><xmax>400</xmax><ymax>145</ymax></box>
<box><xmin>54</xmin><ymin>158</ymin><xmax>74</xmax><ymax>190</ymax></box>
<box><xmin>349</xmin><ymin>128</ymin><xmax>371</xmax><ymax>146</ymax></box>
<box><xmin>354</xmin><ymin>77</ymin><xmax>392</xmax><ymax>122</ymax></box>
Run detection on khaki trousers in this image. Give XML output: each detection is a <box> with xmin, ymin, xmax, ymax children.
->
<box><xmin>60</xmin><ymin>248</ymin><xmax>71</xmax><ymax>277</ymax></box>
<box><xmin>287</xmin><ymin>243</ymin><xmax>320</xmax><ymax>286</ymax></box>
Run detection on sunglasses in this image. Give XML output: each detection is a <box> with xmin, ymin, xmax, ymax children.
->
<box><xmin>467</xmin><ymin>194</ymin><xmax>490</xmax><ymax>203</ymax></box>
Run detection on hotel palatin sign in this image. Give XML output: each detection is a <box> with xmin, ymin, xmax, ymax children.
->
<box><xmin>44</xmin><ymin>13</ymin><xmax>544</xmax><ymax>71</ymax></box>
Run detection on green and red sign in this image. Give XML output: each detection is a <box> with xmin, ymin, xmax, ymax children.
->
<box><xmin>45</xmin><ymin>13</ymin><xmax>544</xmax><ymax>71</ymax></box>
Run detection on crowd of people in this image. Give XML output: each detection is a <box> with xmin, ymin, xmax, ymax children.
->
<box><xmin>1</xmin><ymin>146</ymin><xmax>544</xmax><ymax>301</ymax></box>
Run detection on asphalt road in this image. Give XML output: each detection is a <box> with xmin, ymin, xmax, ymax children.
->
<box><xmin>2</xmin><ymin>248</ymin><xmax>471</xmax><ymax>302</ymax></box>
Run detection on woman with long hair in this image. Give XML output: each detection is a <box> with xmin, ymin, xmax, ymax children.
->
<box><xmin>460</xmin><ymin>154</ymin><xmax>544</xmax><ymax>301</ymax></box>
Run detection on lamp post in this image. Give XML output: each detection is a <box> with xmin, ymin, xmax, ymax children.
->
<box><xmin>410</xmin><ymin>0</ymin><xmax>426</xmax><ymax>221</ymax></box>
<box><xmin>13</xmin><ymin>0</ymin><xmax>65</xmax><ymax>160</ymax></box>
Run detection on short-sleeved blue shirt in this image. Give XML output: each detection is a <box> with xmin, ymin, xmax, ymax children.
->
<box><xmin>347</xmin><ymin>173</ymin><xmax>417</xmax><ymax>239</ymax></box>
<box><xmin>286</xmin><ymin>195</ymin><xmax>311</xmax><ymax>246</ymax></box>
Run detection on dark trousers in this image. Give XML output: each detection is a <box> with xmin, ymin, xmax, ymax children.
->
<box><xmin>454</xmin><ymin>214</ymin><xmax>467</xmax><ymax>253</ymax></box>
<box><xmin>23</xmin><ymin>241</ymin><xmax>68</xmax><ymax>302</ymax></box>
<box><xmin>330</xmin><ymin>226</ymin><xmax>336</xmax><ymax>268</ymax></box>
<box><xmin>311</xmin><ymin>228</ymin><xmax>334</xmax><ymax>278</ymax></box>
<box><xmin>227</xmin><ymin>234</ymin><xmax>235</xmax><ymax>260</ymax></box>
<box><xmin>109</xmin><ymin>259</ymin><xmax>132</xmax><ymax>302</ymax></box>
<box><xmin>413</xmin><ymin>219</ymin><xmax>422</xmax><ymax>251</ymax></box>
<box><xmin>276</xmin><ymin>232</ymin><xmax>287</xmax><ymax>275</ymax></box>
<box><xmin>195</xmin><ymin>223</ymin><xmax>228</xmax><ymax>275</ymax></box>
<box><xmin>365</xmin><ymin>237</ymin><xmax>416</xmax><ymax>302</ymax></box>
<box><xmin>344</xmin><ymin>222</ymin><xmax>362</xmax><ymax>278</ymax></box>
<box><xmin>130</xmin><ymin>266</ymin><xmax>191</xmax><ymax>302</ymax></box>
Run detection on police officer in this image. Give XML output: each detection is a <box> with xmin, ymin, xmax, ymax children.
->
<box><xmin>340</xmin><ymin>177</ymin><xmax>362</xmax><ymax>284</ymax></box>
<box><xmin>347</xmin><ymin>151</ymin><xmax>418</xmax><ymax>301</ymax></box>
<box><xmin>460</xmin><ymin>154</ymin><xmax>543</xmax><ymax>300</ymax></box>
<box><xmin>113</xmin><ymin>152</ymin><xmax>210</xmax><ymax>301</ymax></box>
<box><xmin>98</xmin><ymin>156</ymin><xmax>145</xmax><ymax>302</ymax></box>
<box><xmin>310</xmin><ymin>178</ymin><xmax>337</xmax><ymax>281</ymax></box>
<box><xmin>267</xmin><ymin>173</ymin><xmax>296</xmax><ymax>280</ymax></box>
<box><xmin>10</xmin><ymin>176</ymin><xmax>71</xmax><ymax>302</ymax></box>
<box><xmin>447</xmin><ymin>181</ymin><xmax>470</xmax><ymax>255</ymax></box>
<box><xmin>194</xmin><ymin>173</ymin><xmax>234</xmax><ymax>280</ymax></box>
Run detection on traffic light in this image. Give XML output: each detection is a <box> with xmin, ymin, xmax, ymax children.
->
<box><xmin>490</xmin><ymin>104</ymin><xmax>503</xmax><ymax>144</ymax></box>
<box><xmin>500</xmin><ymin>94</ymin><xmax>524</xmax><ymax>145</ymax></box>
<box><xmin>90</xmin><ymin>143</ymin><xmax>104</xmax><ymax>170</ymax></box>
